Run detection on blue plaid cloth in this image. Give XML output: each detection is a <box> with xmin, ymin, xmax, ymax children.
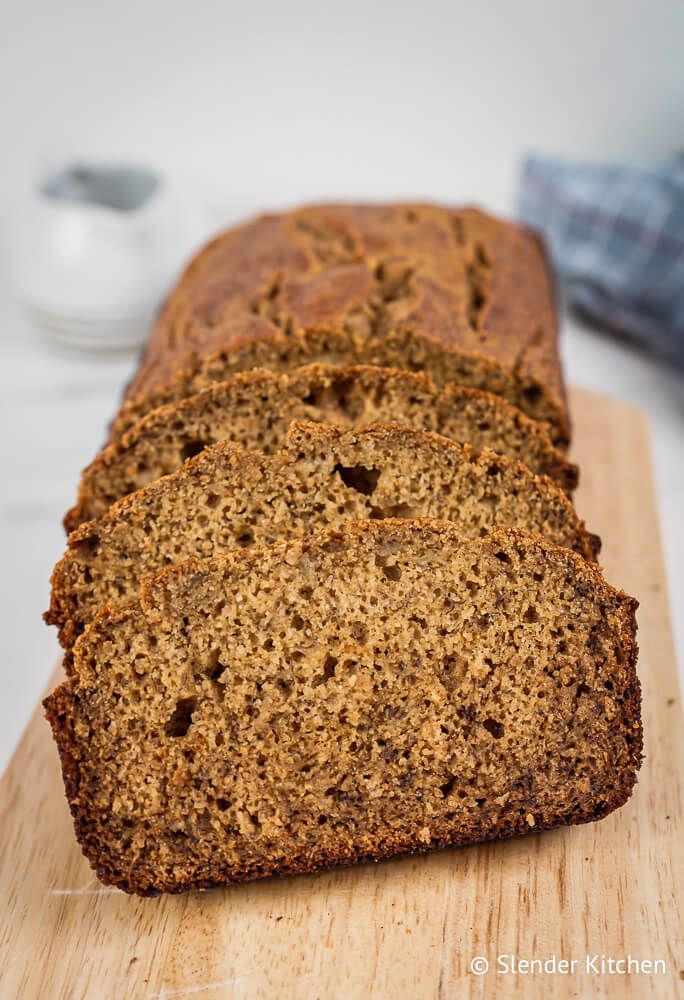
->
<box><xmin>518</xmin><ymin>155</ymin><xmax>684</xmax><ymax>368</ymax></box>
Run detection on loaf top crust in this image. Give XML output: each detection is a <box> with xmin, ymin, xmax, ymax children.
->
<box><xmin>117</xmin><ymin>204</ymin><xmax>568</xmax><ymax>444</ymax></box>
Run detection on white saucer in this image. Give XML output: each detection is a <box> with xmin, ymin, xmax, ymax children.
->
<box><xmin>14</xmin><ymin>161</ymin><xmax>207</xmax><ymax>351</ymax></box>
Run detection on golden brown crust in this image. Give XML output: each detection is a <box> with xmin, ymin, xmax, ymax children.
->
<box><xmin>44</xmin><ymin>522</ymin><xmax>641</xmax><ymax>896</ymax></box>
<box><xmin>65</xmin><ymin>363</ymin><xmax>577</xmax><ymax>532</ymax></box>
<box><xmin>110</xmin><ymin>205</ymin><xmax>569</xmax><ymax>446</ymax></box>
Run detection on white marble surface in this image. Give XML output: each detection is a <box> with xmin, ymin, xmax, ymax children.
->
<box><xmin>0</xmin><ymin>219</ymin><xmax>682</xmax><ymax>774</ymax></box>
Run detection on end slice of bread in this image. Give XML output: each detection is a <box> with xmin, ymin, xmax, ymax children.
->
<box><xmin>45</xmin><ymin>520</ymin><xmax>641</xmax><ymax>896</ymax></box>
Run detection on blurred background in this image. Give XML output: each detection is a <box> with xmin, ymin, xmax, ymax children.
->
<box><xmin>1</xmin><ymin>0</ymin><xmax>682</xmax><ymax>769</ymax></box>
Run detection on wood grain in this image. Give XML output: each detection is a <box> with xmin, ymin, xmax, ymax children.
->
<box><xmin>1</xmin><ymin>388</ymin><xmax>682</xmax><ymax>999</ymax></box>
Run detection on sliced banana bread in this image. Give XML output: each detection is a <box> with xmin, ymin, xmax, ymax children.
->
<box><xmin>66</xmin><ymin>364</ymin><xmax>576</xmax><ymax>531</ymax></box>
<box><xmin>44</xmin><ymin>520</ymin><xmax>641</xmax><ymax>896</ymax></box>
<box><xmin>110</xmin><ymin>204</ymin><xmax>569</xmax><ymax>446</ymax></box>
<box><xmin>49</xmin><ymin>422</ymin><xmax>597</xmax><ymax>655</ymax></box>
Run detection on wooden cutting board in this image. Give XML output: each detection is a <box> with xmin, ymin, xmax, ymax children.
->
<box><xmin>1</xmin><ymin>388</ymin><xmax>682</xmax><ymax>1000</ymax></box>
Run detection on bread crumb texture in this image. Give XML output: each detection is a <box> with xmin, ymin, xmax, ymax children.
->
<box><xmin>45</xmin><ymin>521</ymin><xmax>641</xmax><ymax>896</ymax></box>
<box><xmin>66</xmin><ymin>364</ymin><xmax>576</xmax><ymax>531</ymax></box>
<box><xmin>48</xmin><ymin>422</ymin><xmax>596</xmax><ymax>655</ymax></box>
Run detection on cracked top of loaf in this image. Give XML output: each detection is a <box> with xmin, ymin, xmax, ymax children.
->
<box><xmin>115</xmin><ymin>204</ymin><xmax>569</xmax><ymax>445</ymax></box>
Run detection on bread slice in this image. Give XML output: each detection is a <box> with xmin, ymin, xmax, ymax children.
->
<box><xmin>45</xmin><ymin>520</ymin><xmax>641</xmax><ymax>896</ymax></box>
<box><xmin>65</xmin><ymin>364</ymin><xmax>576</xmax><ymax>531</ymax></box>
<box><xmin>48</xmin><ymin>422</ymin><xmax>598</xmax><ymax>655</ymax></box>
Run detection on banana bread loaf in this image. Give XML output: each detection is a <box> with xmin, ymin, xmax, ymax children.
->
<box><xmin>44</xmin><ymin>520</ymin><xmax>641</xmax><ymax>896</ymax></box>
<box><xmin>66</xmin><ymin>364</ymin><xmax>576</xmax><ymax>531</ymax></box>
<box><xmin>48</xmin><ymin>422</ymin><xmax>598</xmax><ymax>654</ymax></box>
<box><xmin>110</xmin><ymin>205</ymin><xmax>569</xmax><ymax>446</ymax></box>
